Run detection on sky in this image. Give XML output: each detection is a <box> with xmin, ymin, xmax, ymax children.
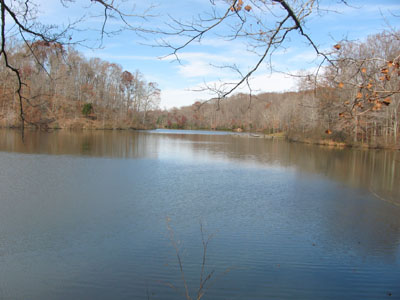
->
<box><xmin>30</xmin><ymin>0</ymin><xmax>400</xmax><ymax>109</ymax></box>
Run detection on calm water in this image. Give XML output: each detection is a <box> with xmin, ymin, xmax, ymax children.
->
<box><xmin>0</xmin><ymin>129</ymin><xmax>399</xmax><ymax>299</ymax></box>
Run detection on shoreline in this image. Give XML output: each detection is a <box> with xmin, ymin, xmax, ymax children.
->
<box><xmin>1</xmin><ymin>125</ymin><xmax>399</xmax><ymax>151</ymax></box>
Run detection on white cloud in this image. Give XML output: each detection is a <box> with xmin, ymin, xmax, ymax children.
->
<box><xmin>163</xmin><ymin>48</ymin><xmax>259</xmax><ymax>79</ymax></box>
<box><xmin>162</xmin><ymin>51</ymin><xmax>238</xmax><ymax>64</ymax></box>
<box><xmin>175</xmin><ymin>59</ymin><xmax>237</xmax><ymax>78</ymax></box>
<box><xmin>83</xmin><ymin>51</ymin><xmax>159</xmax><ymax>62</ymax></box>
<box><xmin>160</xmin><ymin>88</ymin><xmax>215</xmax><ymax>109</ymax></box>
<box><xmin>160</xmin><ymin>72</ymin><xmax>297</xmax><ymax>109</ymax></box>
<box><xmin>196</xmin><ymin>37</ymin><xmax>243</xmax><ymax>49</ymax></box>
<box><xmin>177</xmin><ymin>61</ymin><xmax>217</xmax><ymax>78</ymax></box>
<box><xmin>286</xmin><ymin>50</ymin><xmax>320</xmax><ymax>64</ymax></box>
<box><xmin>246</xmin><ymin>73</ymin><xmax>297</xmax><ymax>93</ymax></box>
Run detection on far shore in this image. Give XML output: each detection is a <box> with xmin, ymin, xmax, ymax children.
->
<box><xmin>1</xmin><ymin>123</ymin><xmax>399</xmax><ymax>151</ymax></box>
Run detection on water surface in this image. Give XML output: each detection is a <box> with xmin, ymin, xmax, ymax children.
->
<box><xmin>0</xmin><ymin>129</ymin><xmax>399</xmax><ymax>299</ymax></box>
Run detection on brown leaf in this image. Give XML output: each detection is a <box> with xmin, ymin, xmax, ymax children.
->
<box><xmin>244</xmin><ymin>5</ymin><xmax>252</xmax><ymax>11</ymax></box>
<box><xmin>333</xmin><ymin>44</ymin><xmax>341</xmax><ymax>50</ymax></box>
<box><xmin>338</xmin><ymin>82</ymin><xmax>344</xmax><ymax>88</ymax></box>
<box><xmin>373</xmin><ymin>102</ymin><xmax>382</xmax><ymax>111</ymax></box>
<box><xmin>325</xmin><ymin>129</ymin><xmax>332</xmax><ymax>135</ymax></box>
<box><xmin>235</xmin><ymin>0</ymin><xmax>243</xmax><ymax>10</ymax></box>
<box><xmin>361</xmin><ymin>68</ymin><xmax>367</xmax><ymax>73</ymax></box>
<box><xmin>356</xmin><ymin>92</ymin><xmax>362</xmax><ymax>99</ymax></box>
<box><xmin>381</xmin><ymin>68</ymin><xmax>389</xmax><ymax>74</ymax></box>
<box><xmin>382</xmin><ymin>98</ymin><xmax>391</xmax><ymax>105</ymax></box>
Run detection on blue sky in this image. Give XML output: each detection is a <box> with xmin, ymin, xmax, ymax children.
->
<box><xmin>34</xmin><ymin>0</ymin><xmax>400</xmax><ymax>108</ymax></box>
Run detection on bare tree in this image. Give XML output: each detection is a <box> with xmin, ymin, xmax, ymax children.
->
<box><xmin>0</xmin><ymin>0</ymin><xmax>153</xmax><ymax>132</ymax></box>
<box><xmin>156</xmin><ymin>0</ymin><xmax>347</xmax><ymax>105</ymax></box>
<box><xmin>141</xmin><ymin>81</ymin><xmax>161</xmax><ymax>124</ymax></box>
<box><xmin>320</xmin><ymin>30</ymin><xmax>400</xmax><ymax>144</ymax></box>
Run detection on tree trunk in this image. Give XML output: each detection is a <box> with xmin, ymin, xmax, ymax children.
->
<box><xmin>354</xmin><ymin>116</ymin><xmax>358</xmax><ymax>143</ymax></box>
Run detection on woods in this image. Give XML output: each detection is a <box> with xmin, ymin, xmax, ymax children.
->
<box><xmin>0</xmin><ymin>41</ymin><xmax>161</xmax><ymax>129</ymax></box>
<box><xmin>157</xmin><ymin>30</ymin><xmax>400</xmax><ymax>148</ymax></box>
<box><xmin>0</xmin><ymin>1</ymin><xmax>399</xmax><ymax>148</ymax></box>
<box><xmin>0</xmin><ymin>29</ymin><xmax>399</xmax><ymax>148</ymax></box>
<box><xmin>1</xmin><ymin>2</ymin><xmax>400</xmax><ymax>298</ymax></box>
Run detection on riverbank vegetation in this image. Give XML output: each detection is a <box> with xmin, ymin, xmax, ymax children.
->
<box><xmin>156</xmin><ymin>30</ymin><xmax>400</xmax><ymax>149</ymax></box>
<box><xmin>0</xmin><ymin>40</ymin><xmax>161</xmax><ymax>130</ymax></box>
<box><xmin>0</xmin><ymin>0</ymin><xmax>399</xmax><ymax>149</ymax></box>
<box><xmin>1</xmin><ymin>31</ymin><xmax>399</xmax><ymax>149</ymax></box>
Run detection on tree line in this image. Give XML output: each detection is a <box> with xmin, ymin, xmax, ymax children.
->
<box><xmin>157</xmin><ymin>30</ymin><xmax>400</xmax><ymax>148</ymax></box>
<box><xmin>0</xmin><ymin>0</ymin><xmax>399</xmax><ymax>148</ymax></box>
<box><xmin>0</xmin><ymin>40</ymin><xmax>160</xmax><ymax>129</ymax></box>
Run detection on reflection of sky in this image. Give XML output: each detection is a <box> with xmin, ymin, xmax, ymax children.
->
<box><xmin>0</xmin><ymin>129</ymin><xmax>399</xmax><ymax>201</ymax></box>
<box><xmin>146</xmin><ymin>132</ymin><xmax>286</xmax><ymax>171</ymax></box>
<box><xmin>147</xmin><ymin>129</ymin><xmax>235</xmax><ymax>135</ymax></box>
<box><xmin>1</xmin><ymin>129</ymin><xmax>400</xmax><ymax>298</ymax></box>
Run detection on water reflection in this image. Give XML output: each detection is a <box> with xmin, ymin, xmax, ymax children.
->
<box><xmin>0</xmin><ymin>129</ymin><xmax>400</xmax><ymax>299</ymax></box>
<box><xmin>1</xmin><ymin>129</ymin><xmax>399</xmax><ymax>203</ymax></box>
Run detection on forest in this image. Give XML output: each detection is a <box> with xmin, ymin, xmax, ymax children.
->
<box><xmin>0</xmin><ymin>1</ymin><xmax>399</xmax><ymax>148</ymax></box>
<box><xmin>0</xmin><ymin>40</ymin><xmax>161</xmax><ymax>130</ymax></box>
<box><xmin>157</xmin><ymin>30</ymin><xmax>400</xmax><ymax>148</ymax></box>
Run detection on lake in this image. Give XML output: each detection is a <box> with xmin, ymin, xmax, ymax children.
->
<box><xmin>0</xmin><ymin>129</ymin><xmax>399</xmax><ymax>299</ymax></box>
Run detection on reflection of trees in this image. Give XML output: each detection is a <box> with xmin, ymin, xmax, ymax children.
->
<box><xmin>185</xmin><ymin>134</ymin><xmax>400</xmax><ymax>203</ymax></box>
<box><xmin>0</xmin><ymin>129</ymin><xmax>398</xmax><ymax>202</ymax></box>
<box><xmin>185</xmin><ymin>134</ymin><xmax>399</xmax><ymax>199</ymax></box>
<box><xmin>0</xmin><ymin>129</ymin><xmax>161</xmax><ymax>159</ymax></box>
<box><xmin>1</xmin><ymin>129</ymin><xmax>399</xmax><ymax>258</ymax></box>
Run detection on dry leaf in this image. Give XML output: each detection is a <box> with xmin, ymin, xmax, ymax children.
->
<box><xmin>383</xmin><ymin>98</ymin><xmax>391</xmax><ymax>105</ymax></box>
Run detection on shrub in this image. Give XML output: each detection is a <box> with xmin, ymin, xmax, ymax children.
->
<box><xmin>82</xmin><ymin>103</ymin><xmax>93</xmax><ymax>117</ymax></box>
